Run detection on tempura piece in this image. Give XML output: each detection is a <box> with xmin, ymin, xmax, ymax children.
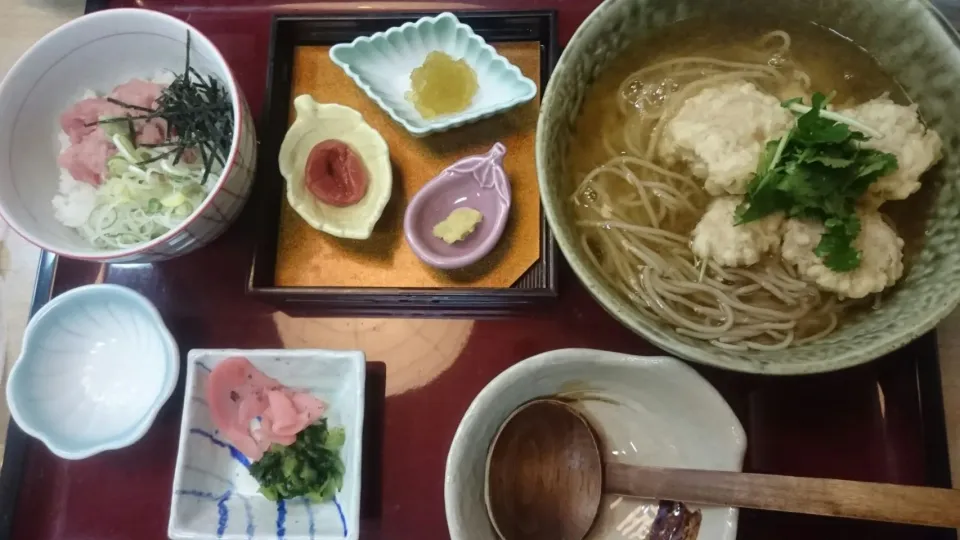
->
<box><xmin>842</xmin><ymin>96</ymin><xmax>942</xmax><ymax>205</ymax></box>
<box><xmin>781</xmin><ymin>211</ymin><xmax>904</xmax><ymax>299</ymax></box>
<box><xmin>659</xmin><ymin>81</ymin><xmax>793</xmax><ymax>196</ymax></box>
<box><xmin>691</xmin><ymin>196</ymin><xmax>783</xmax><ymax>267</ymax></box>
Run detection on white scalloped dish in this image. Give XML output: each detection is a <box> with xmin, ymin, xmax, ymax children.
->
<box><xmin>5</xmin><ymin>284</ymin><xmax>179</xmax><ymax>460</ymax></box>
<box><xmin>329</xmin><ymin>12</ymin><xmax>538</xmax><ymax>137</ymax></box>
<box><xmin>279</xmin><ymin>94</ymin><xmax>392</xmax><ymax>240</ymax></box>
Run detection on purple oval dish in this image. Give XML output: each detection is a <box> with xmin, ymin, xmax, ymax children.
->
<box><xmin>404</xmin><ymin>143</ymin><xmax>512</xmax><ymax>270</ymax></box>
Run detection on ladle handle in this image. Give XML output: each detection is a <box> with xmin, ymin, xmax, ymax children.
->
<box><xmin>605</xmin><ymin>463</ymin><xmax>960</xmax><ymax>528</ymax></box>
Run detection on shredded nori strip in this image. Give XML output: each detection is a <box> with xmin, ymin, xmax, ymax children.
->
<box><xmin>88</xmin><ymin>30</ymin><xmax>233</xmax><ymax>185</ymax></box>
<box><xmin>105</xmin><ymin>97</ymin><xmax>154</xmax><ymax>113</ymax></box>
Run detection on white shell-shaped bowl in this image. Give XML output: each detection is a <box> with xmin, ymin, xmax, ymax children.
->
<box><xmin>445</xmin><ymin>348</ymin><xmax>746</xmax><ymax>540</ymax></box>
<box><xmin>329</xmin><ymin>12</ymin><xmax>538</xmax><ymax>137</ymax></box>
<box><xmin>6</xmin><ymin>284</ymin><xmax>179</xmax><ymax>460</ymax></box>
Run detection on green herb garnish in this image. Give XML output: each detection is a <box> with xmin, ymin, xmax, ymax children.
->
<box><xmin>248</xmin><ymin>419</ymin><xmax>347</xmax><ymax>502</ymax></box>
<box><xmin>91</xmin><ymin>31</ymin><xmax>233</xmax><ymax>185</ymax></box>
<box><xmin>735</xmin><ymin>92</ymin><xmax>898</xmax><ymax>272</ymax></box>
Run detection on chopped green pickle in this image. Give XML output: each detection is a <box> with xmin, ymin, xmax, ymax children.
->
<box><xmin>247</xmin><ymin>419</ymin><xmax>346</xmax><ymax>502</ymax></box>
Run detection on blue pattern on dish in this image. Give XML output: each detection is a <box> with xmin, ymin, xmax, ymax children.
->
<box><xmin>243</xmin><ymin>497</ymin><xmax>255</xmax><ymax>538</ymax></box>
<box><xmin>333</xmin><ymin>497</ymin><xmax>347</xmax><ymax>537</ymax></box>
<box><xmin>189</xmin><ymin>428</ymin><xmax>251</xmax><ymax>467</ymax></box>
<box><xmin>277</xmin><ymin>499</ymin><xmax>287</xmax><ymax>539</ymax></box>
<box><xmin>183</xmin><ymin>420</ymin><xmax>348</xmax><ymax>539</ymax></box>
<box><xmin>217</xmin><ymin>491</ymin><xmax>232</xmax><ymax>537</ymax></box>
<box><xmin>170</xmin><ymin>350</ymin><xmax>364</xmax><ymax>540</ymax></box>
<box><xmin>177</xmin><ymin>489</ymin><xmax>222</xmax><ymax>500</ymax></box>
<box><xmin>175</xmin><ymin>489</ymin><xmax>241</xmax><ymax>540</ymax></box>
<box><xmin>183</xmin><ymin>464</ymin><xmax>232</xmax><ymax>485</ymax></box>
<box><xmin>303</xmin><ymin>498</ymin><xmax>316</xmax><ymax>537</ymax></box>
<box><xmin>180</xmin><ymin>467</ymin><xmax>255</xmax><ymax>540</ymax></box>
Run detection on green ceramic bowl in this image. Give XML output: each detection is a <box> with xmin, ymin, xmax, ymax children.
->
<box><xmin>537</xmin><ymin>0</ymin><xmax>960</xmax><ymax>374</ymax></box>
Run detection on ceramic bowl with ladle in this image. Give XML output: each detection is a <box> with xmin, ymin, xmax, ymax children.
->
<box><xmin>444</xmin><ymin>348</ymin><xmax>746</xmax><ymax>540</ymax></box>
<box><xmin>484</xmin><ymin>399</ymin><xmax>960</xmax><ymax>539</ymax></box>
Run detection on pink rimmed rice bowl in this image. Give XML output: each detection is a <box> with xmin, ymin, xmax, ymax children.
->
<box><xmin>0</xmin><ymin>8</ymin><xmax>257</xmax><ymax>263</ymax></box>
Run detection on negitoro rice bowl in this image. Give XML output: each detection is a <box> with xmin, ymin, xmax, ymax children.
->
<box><xmin>0</xmin><ymin>8</ymin><xmax>257</xmax><ymax>263</ymax></box>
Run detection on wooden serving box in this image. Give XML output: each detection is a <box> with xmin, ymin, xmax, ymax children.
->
<box><xmin>247</xmin><ymin>12</ymin><xmax>560</xmax><ymax>315</ymax></box>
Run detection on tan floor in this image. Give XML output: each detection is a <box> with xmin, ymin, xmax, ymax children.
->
<box><xmin>0</xmin><ymin>0</ymin><xmax>83</xmax><ymax>463</ymax></box>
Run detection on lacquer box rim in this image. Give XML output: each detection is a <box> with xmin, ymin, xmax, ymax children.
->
<box><xmin>247</xmin><ymin>10</ymin><xmax>560</xmax><ymax>316</ymax></box>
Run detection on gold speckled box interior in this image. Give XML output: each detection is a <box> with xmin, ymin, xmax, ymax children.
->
<box><xmin>275</xmin><ymin>43</ymin><xmax>542</xmax><ymax>290</ymax></box>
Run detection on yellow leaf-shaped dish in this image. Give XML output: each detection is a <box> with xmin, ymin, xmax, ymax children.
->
<box><xmin>279</xmin><ymin>94</ymin><xmax>392</xmax><ymax>240</ymax></box>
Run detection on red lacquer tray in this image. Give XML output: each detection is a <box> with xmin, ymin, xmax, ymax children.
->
<box><xmin>0</xmin><ymin>2</ymin><xmax>955</xmax><ymax>540</ymax></box>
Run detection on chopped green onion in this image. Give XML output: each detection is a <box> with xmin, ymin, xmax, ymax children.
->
<box><xmin>111</xmin><ymin>134</ymin><xmax>138</xmax><ymax>162</ymax></box>
<box><xmin>106</xmin><ymin>156</ymin><xmax>128</xmax><ymax>176</ymax></box>
<box><xmin>160</xmin><ymin>192</ymin><xmax>186</xmax><ymax>208</ymax></box>
<box><xmin>173</xmin><ymin>202</ymin><xmax>193</xmax><ymax>217</ymax></box>
<box><xmin>99</xmin><ymin>116</ymin><xmax>130</xmax><ymax>138</ymax></box>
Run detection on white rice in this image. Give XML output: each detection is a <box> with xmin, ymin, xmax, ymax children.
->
<box><xmin>52</xmin><ymin>129</ymin><xmax>97</xmax><ymax>228</ymax></box>
<box><xmin>52</xmin><ymin>73</ymin><xmax>173</xmax><ymax>232</ymax></box>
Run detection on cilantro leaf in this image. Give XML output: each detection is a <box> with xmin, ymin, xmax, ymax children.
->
<box><xmin>777</xmin><ymin>166</ymin><xmax>818</xmax><ymax>199</ymax></box>
<box><xmin>736</xmin><ymin>182</ymin><xmax>789</xmax><ymax>223</ymax></box>
<box><xmin>855</xmin><ymin>151</ymin><xmax>898</xmax><ymax>179</ymax></box>
<box><xmin>793</xmin><ymin>93</ymin><xmax>851</xmax><ymax>144</ymax></box>
<box><xmin>753</xmin><ymin>139</ymin><xmax>781</xmax><ymax>180</ymax></box>
<box><xmin>735</xmin><ymin>91</ymin><xmax>899</xmax><ymax>272</ymax></box>
<box><xmin>814</xmin><ymin>216</ymin><xmax>862</xmax><ymax>272</ymax></box>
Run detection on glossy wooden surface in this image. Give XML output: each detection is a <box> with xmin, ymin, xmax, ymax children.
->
<box><xmin>0</xmin><ymin>1</ymin><xmax>956</xmax><ymax>540</ymax></box>
<box><xmin>492</xmin><ymin>399</ymin><xmax>960</xmax><ymax>533</ymax></box>
<box><xmin>605</xmin><ymin>464</ymin><xmax>960</xmax><ymax>528</ymax></box>
<box><xmin>8</xmin><ymin>260</ymin><xmax>953</xmax><ymax>540</ymax></box>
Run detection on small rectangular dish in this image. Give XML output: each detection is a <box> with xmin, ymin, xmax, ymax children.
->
<box><xmin>329</xmin><ymin>12</ymin><xmax>538</xmax><ymax>137</ymax></box>
<box><xmin>168</xmin><ymin>349</ymin><xmax>366</xmax><ymax>540</ymax></box>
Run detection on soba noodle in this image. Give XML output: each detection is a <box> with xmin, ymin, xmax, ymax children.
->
<box><xmin>570</xmin><ymin>29</ymin><xmax>861</xmax><ymax>351</ymax></box>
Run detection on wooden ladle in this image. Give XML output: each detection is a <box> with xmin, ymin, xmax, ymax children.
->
<box><xmin>484</xmin><ymin>399</ymin><xmax>960</xmax><ymax>540</ymax></box>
